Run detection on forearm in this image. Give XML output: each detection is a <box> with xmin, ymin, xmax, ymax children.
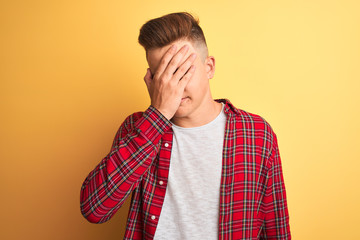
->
<box><xmin>80</xmin><ymin>105</ymin><xmax>172</xmax><ymax>223</ymax></box>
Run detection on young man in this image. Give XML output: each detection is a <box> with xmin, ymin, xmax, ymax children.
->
<box><xmin>80</xmin><ymin>12</ymin><xmax>291</xmax><ymax>239</ymax></box>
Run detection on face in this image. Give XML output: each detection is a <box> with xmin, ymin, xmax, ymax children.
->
<box><xmin>146</xmin><ymin>39</ymin><xmax>215</xmax><ymax>119</ymax></box>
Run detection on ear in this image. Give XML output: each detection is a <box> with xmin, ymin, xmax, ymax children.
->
<box><xmin>204</xmin><ymin>56</ymin><xmax>215</xmax><ymax>79</ymax></box>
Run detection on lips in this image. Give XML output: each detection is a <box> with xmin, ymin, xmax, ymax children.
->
<box><xmin>181</xmin><ymin>97</ymin><xmax>188</xmax><ymax>102</ymax></box>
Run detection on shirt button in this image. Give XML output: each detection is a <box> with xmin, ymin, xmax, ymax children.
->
<box><xmin>159</xmin><ymin>180</ymin><xmax>164</xmax><ymax>185</ymax></box>
<box><xmin>151</xmin><ymin>215</ymin><xmax>156</xmax><ymax>220</ymax></box>
<box><xmin>164</xmin><ymin>143</ymin><xmax>169</xmax><ymax>147</ymax></box>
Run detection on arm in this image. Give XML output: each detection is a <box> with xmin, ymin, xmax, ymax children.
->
<box><xmin>260</xmin><ymin>133</ymin><xmax>291</xmax><ymax>239</ymax></box>
<box><xmin>80</xmin><ymin>105</ymin><xmax>172</xmax><ymax>223</ymax></box>
<box><xmin>80</xmin><ymin>42</ymin><xmax>196</xmax><ymax>224</ymax></box>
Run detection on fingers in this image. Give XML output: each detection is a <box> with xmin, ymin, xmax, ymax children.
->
<box><xmin>163</xmin><ymin>45</ymin><xmax>190</xmax><ymax>79</ymax></box>
<box><xmin>178</xmin><ymin>65</ymin><xmax>196</xmax><ymax>90</ymax></box>
<box><xmin>153</xmin><ymin>45</ymin><xmax>177</xmax><ymax>78</ymax></box>
<box><xmin>154</xmin><ymin>44</ymin><xmax>189</xmax><ymax>80</ymax></box>
<box><xmin>173</xmin><ymin>52</ymin><xmax>197</xmax><ymax>81</ymax></box>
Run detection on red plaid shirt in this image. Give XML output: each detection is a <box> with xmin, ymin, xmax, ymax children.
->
<box><xmin>80</xmin><ymin>98</ymin><xmax>291</xmax><ymax>239</ymax></box>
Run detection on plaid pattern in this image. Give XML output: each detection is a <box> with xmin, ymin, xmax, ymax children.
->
<box><xmin>80</xmin><ymin>98</ymin><xmax>291</xmax><ymax>239</ymax></box>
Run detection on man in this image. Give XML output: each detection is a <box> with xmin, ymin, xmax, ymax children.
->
<box><xmin>80</xmin><ymin>12</ymin><xmax>291</xmax><ymax>239</ymax></box>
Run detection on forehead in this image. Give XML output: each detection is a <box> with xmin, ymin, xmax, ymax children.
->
<box><xmin>146</xmin><ymin>39</ymin><xmax>196</xmax><ymax>72</ymax></box>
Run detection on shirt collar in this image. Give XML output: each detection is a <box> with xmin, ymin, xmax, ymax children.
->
<box><xmin>214</xmin><ymin>98</ymin><xmax>241</xmax><ymax>118</ymax></box>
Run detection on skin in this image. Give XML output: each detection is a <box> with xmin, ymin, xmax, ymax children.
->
<box><xmin>145</xmin><ymin>39</ymin><xmax>222</xmax><ymax>128</ymax></box>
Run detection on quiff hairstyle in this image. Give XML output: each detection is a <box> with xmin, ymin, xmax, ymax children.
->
<box><xmin>138</xmin><ymin>12</ymin><xmax>209</xmax><ymax>62</ymax></box>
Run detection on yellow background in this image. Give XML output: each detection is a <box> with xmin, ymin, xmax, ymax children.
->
<box><xmin>1</xmin><ymin>0</ymin><xmax>359</xmax><ymax>239</ymax></box>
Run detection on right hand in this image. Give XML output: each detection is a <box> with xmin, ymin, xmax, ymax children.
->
<box><xmin>143</xmin><ymin>44</ymin><xmax>197</xmax><ymax>120</ymax></box>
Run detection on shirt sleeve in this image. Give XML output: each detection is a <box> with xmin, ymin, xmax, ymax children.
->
<box><xmin>260</xmin><ymin>132</ymin><xmax>291</xmax><ymax>239</ymax></box>
<box><xmin>80</xmin><ymin>105</ymin><xmax>172</xmax><ymax>224</ymax></box>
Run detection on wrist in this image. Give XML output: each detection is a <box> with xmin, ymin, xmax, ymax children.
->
<box><xmin>150</xmin><ymin>105</ymin><xmax>172</xmax><ymax>121</ymax></box>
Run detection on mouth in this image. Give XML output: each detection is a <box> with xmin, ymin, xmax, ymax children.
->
<box><xmin>181</xmin><ymin>97</ymin><xmax>189</xmax><ymax>102</ymax></box>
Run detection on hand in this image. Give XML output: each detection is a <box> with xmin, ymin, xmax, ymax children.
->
<box><xmin>143</xmin><ymin>44</ymin><xmax>197</xmax><ymax>120</ymax></box>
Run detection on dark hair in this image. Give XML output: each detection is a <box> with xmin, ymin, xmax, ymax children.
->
<box><xmin>138</xmin><ymin>12</ymin><xmax>208</xmax><ymax>57</ymax></box>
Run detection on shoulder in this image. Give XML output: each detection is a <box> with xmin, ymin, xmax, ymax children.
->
<box><xmin>238</xmin><ymin>109</ymin><xmax>279</xmax><ymax>169</ymax></box>
<box><xmin>232</xmin><ymin>107</ymin><xmax>278</xmax><ymax>160</ymax></box>
<box><xmin>218</xmin><ymin>98</ymin><xmax>277</xmax><ymax>145</ymax></box>
<box><xmin>236</xmin><ymin>108</ymin><xmax>275</xmax><ymax>135</ymax></box>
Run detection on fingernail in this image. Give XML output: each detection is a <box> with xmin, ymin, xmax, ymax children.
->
<box><xmin>191</xmin><ymin>53</ymin><xmax>197</xmax><ymax>59</ymax></box>
<box><xmin>171</xmin><ymin>45</ymin><xmax>177</xmax><ymax>51</ymax></box>
<box><xmin>184</xmin><ymin>44</ymin><xmax>189</xmax><ymax>51</ymax></box>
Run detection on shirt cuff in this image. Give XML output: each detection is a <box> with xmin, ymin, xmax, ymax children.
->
<box><xmin>133</xmin><ymin>105</ymin><xmax>173</xmax><ymax>145</ymax></box>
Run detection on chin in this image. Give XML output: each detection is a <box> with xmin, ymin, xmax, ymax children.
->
<box><xmin>174</xmin><ymin>100</ymin><xmax>194</xmax><ymax>117</ymax></box>
<box><xmin>173</xmin><ymin>108</ymin><xmax>190</xmax><ymax>118</ymax></box>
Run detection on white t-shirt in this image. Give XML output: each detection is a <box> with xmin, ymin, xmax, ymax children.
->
<box><xmin>153</xmin><ymin>102</ymin><xmax>226</xmax><ymax>239</ymax></box>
